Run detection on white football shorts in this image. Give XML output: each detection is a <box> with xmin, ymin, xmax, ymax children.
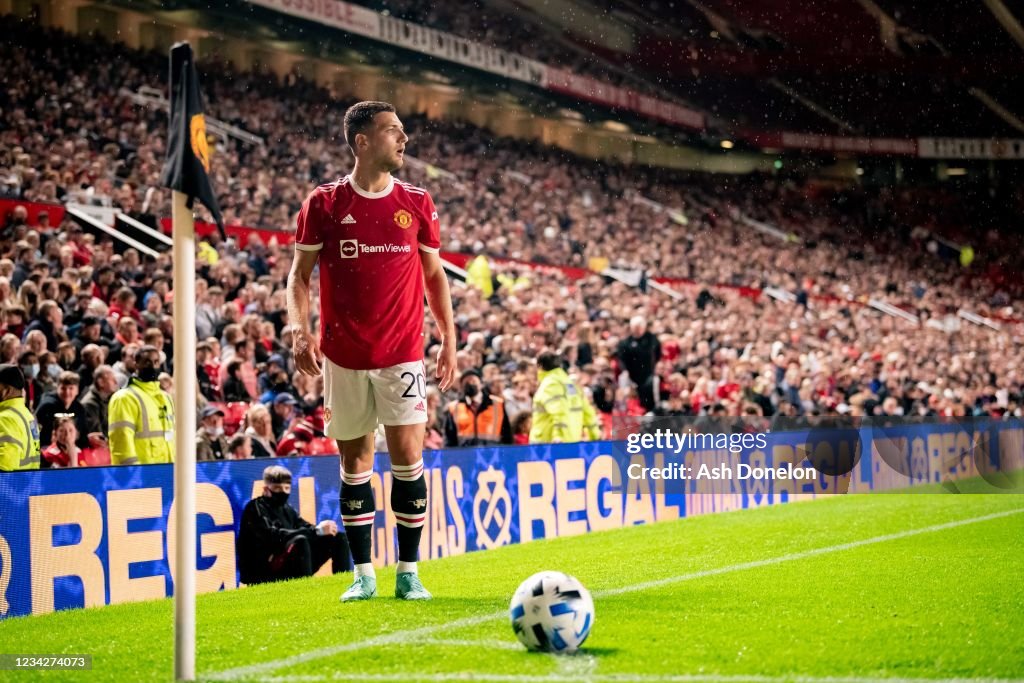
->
<box><xmin>322</xmin><ymin>358</ymin><xmax>428</xmax><ymax>441</ymax></box>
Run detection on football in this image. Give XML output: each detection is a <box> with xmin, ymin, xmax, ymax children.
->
<box><xmin>509</xmin><ymin>571</ymin><xmax>595</xmax><ymax>654</ymax></box>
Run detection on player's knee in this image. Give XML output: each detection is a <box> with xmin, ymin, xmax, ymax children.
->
<box><xmin>383</xmin><ymin>423</ymin><xmax>425</xmax><ymax>464</ymax></box>
<box><xmin>339</xmin><ymin>436</ymin><xmax>374</xmax><ymax>470</ymax></box>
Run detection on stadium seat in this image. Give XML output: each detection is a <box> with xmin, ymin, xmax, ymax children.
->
<box><xmin>307</xmin><ymin>437</ymin><xmax>339</xmax><ymax>455</ymax></box>
<box><xmin>79</xmin><ymin>446</ymin><xmax>111</xmax><ymax>467</ymax></box>
<box><xmin>222</xmin><ymin>402</ymin><xmax>250</xmax><ymax>436</ymax></box>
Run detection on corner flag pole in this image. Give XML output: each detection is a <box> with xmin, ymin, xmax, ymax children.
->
<box><xmin>172</xmin><ymin>189</ymin><xmax>198</xmax><ymax>681</ymax></box>
<box><xmin>160</xmin><ymin>40</ymin><xmax>222</xmax><ymax>682</ymax></box>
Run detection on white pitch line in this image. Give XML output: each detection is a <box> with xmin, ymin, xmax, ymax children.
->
<box><xmin>257</xmin><ymin>674</ymin><xmax>1024</xmax><ymax>683</ymax></box>
<box><xmin>207</xmin><ymin>507</ymin><xmax>1024</xmax><ymax>682</ymax></box>
<box><xmin>553</xmin><ymin>651</ymin><xmax>598</xmax><ymax>679</ymax></box>
<box><xmin>596</xmin><ymin>507</ymin><xmax>1024</xmax><ymax>598</ymax></box>
<box><xmin>206</xmin><ymin>612</ymin><xmax>506</xmax><ymax>682</ymax></box>
<box><xmin>410</xmin><ymin>637</ymin><xmax>523</xmax><ymax>651</ymax></box>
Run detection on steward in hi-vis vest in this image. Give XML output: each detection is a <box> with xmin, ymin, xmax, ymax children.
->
<box><xmin>443</xmin><ymin>369</ymin><xmax>512</xmax><ymax>447</ymax></box>
<box><xmin>0</xmin><ymin>364</ymin><xmax>41</xmax><ymax>471</ymax></box>
<box><xmin>108</xmin><ymin>345</ymin><xmax>175</xmax><ymax>465</ymax></box>
<box><xmin>529</xmin><ymin>352</ymin><xmax>601</xmax><ymax>444</ymax></box>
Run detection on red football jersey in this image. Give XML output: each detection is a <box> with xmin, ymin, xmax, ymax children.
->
<box><xmin>295</xmin><ymin>175</ymin><xmax>442</xmax><ymax>370</ymax></box>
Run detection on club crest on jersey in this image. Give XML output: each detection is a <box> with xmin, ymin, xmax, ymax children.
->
<box><xmin>323</xmin><ymin>407</ymin><xmax>332</xmax><ymax>423</ymax></box>
<box><xmin>393</xmin><ymin>209</ymin><xmax>414</xmax><ymax>229</ymax></box>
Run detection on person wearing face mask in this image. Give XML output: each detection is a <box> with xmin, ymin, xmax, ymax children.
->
<box><xmin>17</xmin><ymin>349</ymin><xmax>44</xmax><ymax>410</ymax></box>
<box><xmin>258</xmin><ymin>368</ymin><xmax>292</xmax><ymax>405</ymax></box>
<box><xmin>0</xmin><ymin>363</ymin><xmax>41</xmax><ymax>471</ymax></box>
<box><xmin>237</xmin><ymin>465</ymin><xmax>351</xmax><ymax>585</ymax></box>
<box><xmin>196</xmin><ymin>404</ymin><xmax>230</xmax><ymax>461</ymax></box>
<box><xmin>107</xmin><ymin>344</ymin><xmax>175</xmax><ymax>465</ymax></box>
<box><xmin>442</xmin><ymin>368</ymin><xmax>512</xmax><ymax>447</ymax></box>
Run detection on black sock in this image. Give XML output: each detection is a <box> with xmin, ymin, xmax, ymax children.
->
<box><xmin>340</xmin><ymin>469</ymin><xmax>375</xmax><ymax>566</ymax></box>
<box><xmin>391</xmin><ymin>460</ymin><xmax>427</xmax><ymax>564</ymax></box>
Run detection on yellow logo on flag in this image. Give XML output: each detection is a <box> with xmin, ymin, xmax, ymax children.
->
<box><xmin>190</xmin><ymin>113</ymin><xmax>211</xmax><ymax>171</ymax></box>
<box><xmin>394</xmin><ymin>209</ymin><xmax>414</xmax><ymax>229</ymax></box>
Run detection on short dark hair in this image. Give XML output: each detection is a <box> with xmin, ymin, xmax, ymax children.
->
<box><xmin>228</xmin><ymin>434</ymin><xmax>249</xmax><ymax>453</ymax></box>
<box><xmin>511</xmin><ymin>411</ymin><xmax>532</xmax><ymax>434</ymax></box>
<box><xmin>137</xmin><ymin>344</ymin><xmax>160</xmax><ymax>361</ymax></box>
<box><xmin>343</xmin><ymin>101</ymin><xmax>395</xmax><ymax>152</ymax></box>
<box><xmin>538</xmin><ymin>352</ymin><xmax>561</xmax><ymax>372</ymax></box>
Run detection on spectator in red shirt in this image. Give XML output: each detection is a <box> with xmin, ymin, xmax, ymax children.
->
<box><xmin>66</xmin><ymin>226</ymin><xmax>93</xmax><ymax>266</ymax></box>
<box><xmin>41</xmin><ymin>414</ymin><xmax>80</xmax><ymax>468</ymax></box>
<box><xmin>90</xmin><ymin>265</ymin><xmax>117</xmax><ymax>304</ymax></box>
<box><xmin>276</xmin><ymin>417</ymin><xmax>315</xmax><ymax>456</ymax></box>
<box><xmin>108</xmin><ymin>316</ymin><xmax>139</xmax><ymax>362</ymax></box>
<box><xmin>511</xmin><ymin>411</ymin><xmax>531</xmax><ymax>445</ymax></box>
<box><xmin>108</xmin><ymin>286</ymin><xmax>142</xmax><ymax>325</ymax></box>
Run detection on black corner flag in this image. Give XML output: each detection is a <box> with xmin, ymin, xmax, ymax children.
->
<box><xmin>159</xmin><ymin>42</ymin><xmax>225</xmax><ymax>239</ymax></box>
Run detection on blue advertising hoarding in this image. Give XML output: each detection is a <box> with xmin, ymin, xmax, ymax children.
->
<box><xmin>1</xmin><ymin>419</ymin><xmax>1021</xmax><ymax>619</ymax></box>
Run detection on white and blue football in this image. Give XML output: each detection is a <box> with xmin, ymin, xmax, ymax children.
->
<box><xmin>509</xmin><ymin>571</ymin><xmax>594</xmax><ymax>654</ymax></box>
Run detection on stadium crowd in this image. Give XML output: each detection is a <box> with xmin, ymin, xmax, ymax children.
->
<box><xmin>1</xmin><ymin>16</ymin><xmax>1022</xmax><ymax>467</ymax></box>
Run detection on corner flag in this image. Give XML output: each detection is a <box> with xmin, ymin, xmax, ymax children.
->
<box><xmin>160</xmin><ymin>41</ymin><xmax>205</xmax><ymax>682</ymax></box>
<box><xmin>159</xmin><ymin>41</ymin><xmax>224</xmax><ymax>238</ymax></box>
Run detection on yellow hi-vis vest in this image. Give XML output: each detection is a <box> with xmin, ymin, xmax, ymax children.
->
<box><xmin>108</xmin><ymin>378</ymin><xmax>175</xmax><ymax>465</ymax></box>
<box><xmin>0</xmin><ymin>396</ymin><xmax>41</xmax><ymax>471</ymax></box>
<box><xmin>529</xmin><ymin>367</ymin><xmax>601</xmax><ymax>444</ymax></box>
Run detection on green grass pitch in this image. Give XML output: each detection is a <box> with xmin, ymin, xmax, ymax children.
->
<box><xmin>2</xmin><ymin>491</ymin><xmax>1022</xmax><ymax>682</ymax></box>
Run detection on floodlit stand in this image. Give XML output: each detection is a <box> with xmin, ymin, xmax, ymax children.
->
<box><xmin>172</xmin><ymin>189</ymin><xmax>198</xmax><ymax>681</ymax></box>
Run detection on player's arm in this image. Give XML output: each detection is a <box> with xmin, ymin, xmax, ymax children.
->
<box><xmin>420</xmin><ymin>249</ymin><xmax>457</xmax><ymax>392</ymax></box>
<box><xmin>288</xmin><ymin>191</ymin><xmax>326</xmax><ymax>377</ymax></box>
<box><xmin>287</xmin><ymin>248</ymin><xmax>323</xmax><ymax>376</ymax></box>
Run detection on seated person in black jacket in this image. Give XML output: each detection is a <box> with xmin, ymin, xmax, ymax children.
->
<box><xmin>238</xmin><ymin>465</ymin><xmax>351</xmax><ymax>585</ymax></box>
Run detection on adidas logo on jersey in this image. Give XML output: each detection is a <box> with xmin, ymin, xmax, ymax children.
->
<box><xmin>340</xmin><ymin>214</ymin><xmax>356</xmax><ymax>224</ymax></box>
<box><xmin>413</xmin><ymin>401</ymin><xmax>426</xmax><ymax>412</ymax></box>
